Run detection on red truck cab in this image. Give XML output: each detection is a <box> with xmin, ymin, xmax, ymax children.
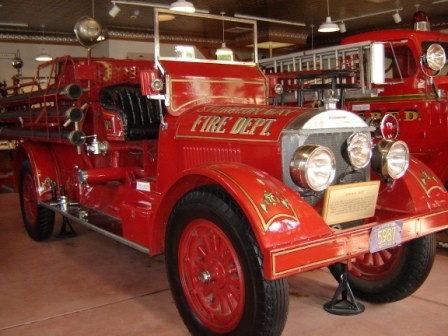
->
<box><xmin>343</xmin><ymin>28</ymin><xmax>448</xmax><ymax>187</ymax></box>
<box><xmin>261</xmin><ymin>14</ymin><xmax>448</xmax><ymax>189</ymax></box>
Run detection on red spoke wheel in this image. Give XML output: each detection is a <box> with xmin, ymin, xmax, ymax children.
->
<box><xmin>19</xmin><ymin>160</ymin><xmax>55</xmax><ymax>241</ymax></box>
<box><xmin>329</xmin><ymin>234</ymin><xmax>437</xmax><ymax>303</ymax></box>
<box><xmin>179</xmin><ymin>219</ymin><xmax>245</xmax><ymax>333</ymax></box>
<box><xmin>350</xmin><ymin>246</ymin><xmax>403</xmax><ymax>280</ymax></box>
<box><xmin>166</xmin><ymin>186</ymin><xmax>289</xmax><ymax>336</ymax></box>
<box><xmin>21</xmin><ymin>172</ymin><xmax>38</xmax><ymax>226</ymax></box>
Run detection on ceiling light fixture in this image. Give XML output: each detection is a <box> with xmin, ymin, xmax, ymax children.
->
<box><xmin>35</xmin><ymin>49</ymin><xmax>52</xmax><ymax>62</ymax></box>
<box><xmin>159</xmin><ymin>13</ymin><xmax>175</xmax><ymax>21</ymax></box>
<box><xmin>216</xmin><ymin>12</ymin><xmax>233</xmax><ymax>61</ymax></box>
<box><xmin>170</xmin><ymin>1</ymin><xmax>195</xmax><ymax>13</ymax></box>
<box><xmin>333</xmin><ymin>8</ymin><xmax>403</xmax><ymax>33</ymax></box>
<box><xmin>107</xmin><ymin>1</ymin><xmax>206</xmax><ymax>17</ymax></box>
<box><xmin>318</xmin><ymin>0</ymin><xmax>339</xmax><ymax>33</ymax></box>
<box><xmin>35</xmin><ymin>24</ymin><xmax>53</xmax><ymax>62</ymax></box>
<box><xmin>109</xmin><ymin>2</ymin><xmax>121</xmax><ymax>17</ymax></box>
<box><xmin>392</xmin><ymin>10</ymin><xmax>401</xmax><ymax>23</ymax></box>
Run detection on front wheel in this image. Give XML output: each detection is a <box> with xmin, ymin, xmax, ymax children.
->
<box><xmin>329</xmin><ymin>234</ymin><xmax>437</xmax><ymax>303</ymax></box>
<box><xmin>19</xmin><ymin>160</ymin><xmax>55</xmax><ymax>241</ymax></box>
<box><xmin>165</xmin><ymin>186</ymin><xmax>289</xmax><ymax>336</ymax></box>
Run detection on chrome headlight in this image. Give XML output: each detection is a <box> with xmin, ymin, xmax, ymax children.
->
<box><xmin>290</xmin><ymin>145</ymin><xmax>336</xmax><ymax>191</ymax></box>
<box><xmin>424</xmin><ymin>43</ymin><xmax>446</xmax><ymax>72</ymax></box>
<box><xmin>373</xmin><ymin>140</ymin><xmax>409</xmax><ymax>179</ymax></box>
<box><xmin>345</xmin><ymin>132</ymin><xmax>372</xmax><ymax>169</ymax></box>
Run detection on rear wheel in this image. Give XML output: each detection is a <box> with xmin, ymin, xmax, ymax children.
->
<box><xmin>165</xmin><ymin>186</ymin><xmax>289</xmax><ymax>336</ymax></box>
<box><xmin>329</xmin><ymin>234</ymin><xmax>437</xmax><ymax>303</ymax></box>
<box><xmin>19</xmin><ymin>160</ymin><xmax>55</xmax><ymax>241</ymax></box>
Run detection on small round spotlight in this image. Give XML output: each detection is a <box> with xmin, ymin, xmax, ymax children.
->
<box><xmin>109</xmin><ymin>3</ymin><xmax>121</xmax><ymax>18</ymax></box>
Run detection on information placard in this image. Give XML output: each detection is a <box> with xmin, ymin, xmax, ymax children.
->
<box><xmin>322</xmin><ymin>181</ymin><xmax>380</xmax><ymax>225</ymax></box>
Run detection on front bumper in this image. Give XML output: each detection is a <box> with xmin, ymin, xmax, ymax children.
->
<box><xmin>266</xmin><ymin>208</ymin><xmax>448</xmax><ymax>279</ymax></box>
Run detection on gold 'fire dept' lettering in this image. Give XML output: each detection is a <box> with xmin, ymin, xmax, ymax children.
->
<box><xmin>190</xmin><ymin>115</ymin><xmax>276</xmax><ymax>136</ymax></box>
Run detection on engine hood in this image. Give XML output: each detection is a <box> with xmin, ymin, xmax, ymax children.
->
<box><xmin>175</xmin><ymin>104</ymin><xmax>371</xmax><ymax>142</ymax></box>
<box><xmin>175</xmin><ymin>104</ymin><xmax>310</xmax><ymax>142</ymax></box>
<box><xmin>285</xmin><ymin>109</ymin><xmax>372</xmax><ymax>133</ymax></box>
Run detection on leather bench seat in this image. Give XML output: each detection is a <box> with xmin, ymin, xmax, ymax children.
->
<box><xmin>99</xmin><ymin>84</ymin><xmax>160</xmax><ymax>140</ymax></box>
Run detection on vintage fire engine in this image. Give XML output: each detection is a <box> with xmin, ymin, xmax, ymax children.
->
<box><xmin>1</xmin><ymin>10</ymin><xmax>448</xmax><ymax>336</ymax></box>
<box><xmin>260</xmin><ymin>10</ymin><xmax>448</xmax><ymax>190</ymax></box>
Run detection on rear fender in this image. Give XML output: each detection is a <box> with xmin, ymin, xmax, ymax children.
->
<box><xmin>376</xmin><ymin>157</ymin><xmax>448</xmax><ymax>213</ymax></box>
<box><xmin>151</xmin><ymin>163</ymin><xmax>332</xmax><ymax>271</ymax></box>
<box><xmin>14</xmin><ymin>142</ymin><xmax>61</xmax><ymax>201</ymax></box>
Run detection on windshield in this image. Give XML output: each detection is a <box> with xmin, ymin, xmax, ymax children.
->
<box><xmin>384</xmin><ymin>43</ymin><xmax>416</xmax><ymax>80</ymax></box>
<box><xmin>154</xmin><ymin>9</ymin><xmax>257</xmax><ymax>67</ymax></box>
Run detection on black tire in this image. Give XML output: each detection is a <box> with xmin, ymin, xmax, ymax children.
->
<box><xmin>165</xmin><ymin>185</ymin><xmax>289</xmax><ymax>336</ymax></box>
<box><xmin>19</xmin><ymin>160</ymin><xmax>55</xmax><ymax>241</ymax></box>
<box><xmin>329</xmin><ymin>234</ymin><xmax>437</xmax><ymax>303</ymax></box>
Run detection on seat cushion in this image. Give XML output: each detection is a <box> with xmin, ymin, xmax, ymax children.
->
<box><xmin>99</xmin><ymin>84</ymin><xmax>160</xmax><ymax>140</ymax></box>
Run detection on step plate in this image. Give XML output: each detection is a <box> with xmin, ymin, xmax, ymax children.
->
<box><xmin>40</xmin><ymin>200</ymin><xmax>149</xmax><ymax>254</ymax></box>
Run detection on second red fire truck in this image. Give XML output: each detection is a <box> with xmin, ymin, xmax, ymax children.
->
<box><xmin>260</xmin><ymin>10</ymin><xmax>448</xmax><ymax>190</ymax></box>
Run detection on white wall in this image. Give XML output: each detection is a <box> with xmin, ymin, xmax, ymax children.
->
<box><xmin>0</xmin><ymin>41</ymin><xmax>87</xmax><ymax>86</ymax></box>
<box><xmin>106</xmin><ymin>39</ymin><xmax>204</xmax><ymax>60</ymax></box>
<box><xmin>106</xmin><ymin>39</ymin><xmax>154</xmax><ymax>59</ymax></box>
<box><xmin>0</xmin><ymin>40</ymin><xmax>153</xmax><ymax>87</ymax></box>
<box><xmin>0</xmin><ymin>38</ymin><xmax>207</xmax><ymax>89</ymax></box>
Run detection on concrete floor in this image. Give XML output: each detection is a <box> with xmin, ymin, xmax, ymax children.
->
<box><xmin>1</xmin><ymin>192</ymin><xmax>447</xmax><ymax>336</ymax></box>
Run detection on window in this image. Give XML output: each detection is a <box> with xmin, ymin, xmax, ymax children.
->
<box><xmin>384</xmin><ymin>45</ymin><xmax>416</xmax><ymax>79</ymax></box>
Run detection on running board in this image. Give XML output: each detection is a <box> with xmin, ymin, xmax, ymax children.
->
<box><xmin>39</xmin><ymin>201</ymin><xmax>150</xmax><ymax>255</ymax></box>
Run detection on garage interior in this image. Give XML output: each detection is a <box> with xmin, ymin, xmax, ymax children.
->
<box><xmin>1</xmin><ymin>193</ymin><xmax>447</xmax><ymax>335</ymax></box>
<box><xmin>1</xmin><ymin>0</ymin><xmax>448</xmax><ymax>335</ymax></box>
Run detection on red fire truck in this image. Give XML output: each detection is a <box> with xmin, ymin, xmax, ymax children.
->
<box><xmin>260</xmin><ymin>11</ymin><xmax>448</xmax><ymax>190</ymax></box>
<box><xmin>0</xmin><ymin>10</ymin><xmax>447</xmax><ymax>336</ymax></box>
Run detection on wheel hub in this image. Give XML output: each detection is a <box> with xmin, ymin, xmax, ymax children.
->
<box><xmin>198</xmin><ymin>270</ymin><xmax>212</xmax><ymax>284</ymax></box>
<box><xmin>198</xmin><ymin>260</ymin><xmax>227</xmax><ymax>287</ymax></box>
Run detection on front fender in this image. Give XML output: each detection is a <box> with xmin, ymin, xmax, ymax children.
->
<box><xmin>376</xmin><ymin>156</ymin><xmax>448</xmax><ymax>214</ymax></box>
<box><xmin>152</xmin><ymin>162</ymin><xmax>332</xmax><ymax>277</ymax></box>
<box><xmin>426</xmin><ymin>150</ymin><xmax>448</xmax><ymax>189</ymax></box>
<box><xmin>202</xmin><ymin>163</ymin><xmax>332</xmax><ymax>245</ymax></box>
<box><xmin>15</xmin><ymin>142</ymin><xmax>61</xmax><ymax>201</ymax></box>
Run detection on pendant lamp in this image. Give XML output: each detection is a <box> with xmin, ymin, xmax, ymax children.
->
<box><xmin>170</xmin><ymin>1</ymin><xmax>195</xmax><ymax>13</ymax></box>
<box><xmin>35</xmin><ymin>25</ymin><xmax>53</xmax><ymax>62</ymax></box>
<box><xmin>318</xmin><ymin>0</ymin><xmax>339</xmax><ymax>33</ymax></box>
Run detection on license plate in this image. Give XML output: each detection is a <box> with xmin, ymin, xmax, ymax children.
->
<box><xmin>369</xmin><ymin>221</ymin><xmax>403</xmax><ymax>253</ymax></box>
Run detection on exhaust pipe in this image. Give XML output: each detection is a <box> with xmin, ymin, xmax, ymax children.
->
<box><xmin>0</xmin><ymin>106</ymin><xmax>84</xmax><ymax>121</ymax></box>
<box><xmin>0</xmin><ymin>127</ymin><xmax>86</xmax><ymax>146</ymax></box>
